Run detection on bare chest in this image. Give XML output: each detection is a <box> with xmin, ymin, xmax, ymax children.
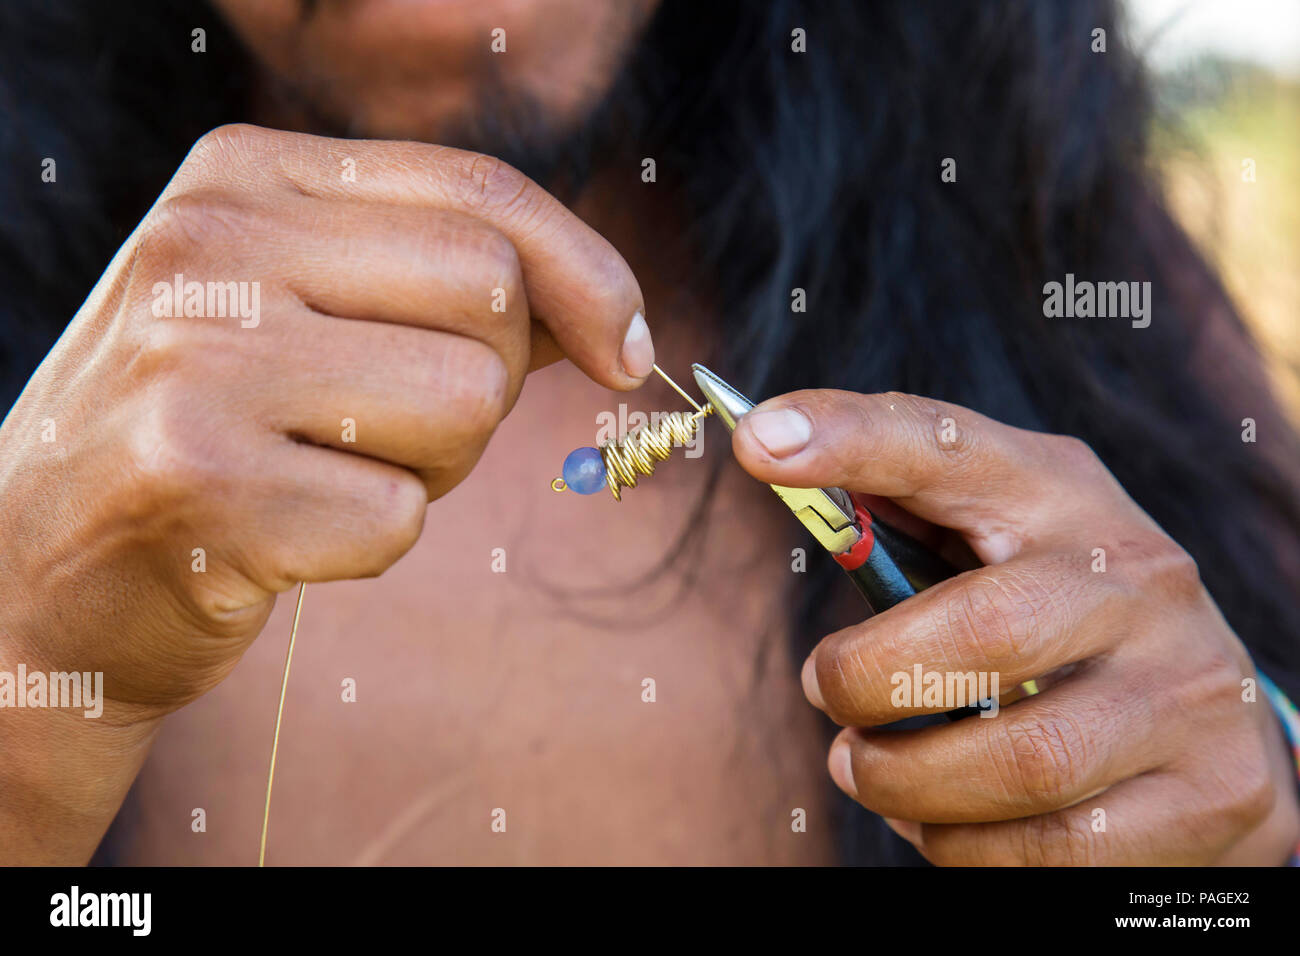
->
<box><xmin>112</xmin><ymin>364</ymin><xmax>836</xmax><ymax>864</ymax></box>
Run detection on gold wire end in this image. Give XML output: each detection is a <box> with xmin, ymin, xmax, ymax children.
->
<box><xmin>259</xmin><ymin>580</ymin><xmax>307</xmax><ymax>867</ymax></box>
<box><xmin>551</xmin><ymin>478</ymin><xmax>567</xmax><ymax>492</ymax></box>
<box><xmin>651</xmin><ymin>363</ymin><xmax>705</xmax><ymax>413</ymax></box>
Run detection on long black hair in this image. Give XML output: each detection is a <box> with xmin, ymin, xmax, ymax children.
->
<box><xmin>3</xmin><ymin>0</ymin><xmax>1298</xmax><ymax>865</ymax></box>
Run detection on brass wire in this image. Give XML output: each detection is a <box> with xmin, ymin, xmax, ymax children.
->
<box><xmin>552</xmin><ymin>364</ymin><xmax>714</xmax><ymax>500</ymax></box>
<box><xmin>601</xmin><ymin>406</ymin><xmax>712</xmax><ymax>500</ymax></box>
<box><xmin>259</xmin><ymin>580</ymin><xmax>306</xmax><ymax>866</ymax></box>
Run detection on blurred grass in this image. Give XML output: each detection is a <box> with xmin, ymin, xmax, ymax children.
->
<box><xmin>1151</xmin><ymin>58</ymin><xmax>1300</xmax><ymax>420</ymax></box>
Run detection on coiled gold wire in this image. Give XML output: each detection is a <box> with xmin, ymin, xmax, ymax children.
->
<box><xmin>550</xmin><ymin>364</ymin><xmax>715</xmax><ymax>501</ymax></box>
<box><xmin>601</xmin><ymin>406</ymin><xmax>712</xmax><ymax>500</ymax></box>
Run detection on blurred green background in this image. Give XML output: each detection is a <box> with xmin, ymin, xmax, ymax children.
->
<box><xmin>1130</xmin><ymin>0</ymin><xmax>1300</xmax><ymax>420</ymax></box>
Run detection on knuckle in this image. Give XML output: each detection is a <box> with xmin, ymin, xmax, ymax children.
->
<box><xmin>1046</xmin><ymin>433</ymin><xmax>1102</xmax><ymax>474</ymax></box>
<box><xmin>1023</xmin><ymin>809</ymin><xmax>1097</xmax><ymax>866</ymax></box>
<box><xmin>140</xmin><ymin>192</ymin><xmax>254</xmax><ymax>263</ymax></box>
<box><xmin>459</xmin><ymin>152</ymin><xmax>535</xmax><ymax>219</ymax></box>
<box><xmin>1153</xmin><ymin>540</ymin><xmax>1203</xmax><ymax>601</ymax></box>
<box><xmin>435</xmin><ymin>339</ymin><xmax>510</xmax><ymax>435</ymax></box>
<box><xmin>879</xmin><ymin>390</ymin><xmax>922</xmax><ymax>413</ymax></box>
<box><xmin>1154</xmin><ymin>643</ymin><xmax>1244</xmax><ymax>738</ymax></box>
<box><xmin>183</xmin><ymin>586</ymin><xmax>268</xmax><ymax>643</ymax></box>
<box><xmin>818</xmin><ymin>637</ymin><xmax>876</xmax><ymax>722</ymax></box>
<box><xmin>929</xmin><ymin>409</ymin><xmax>980</xmax><ymax>462</ymax></box>
<box><xmin>815</xmin><ymin>393</ymin><xmax>885</xmax><ymax>483</ymax></box>
<box><xmin>945</xmin><ymin>570</ymin><xmax>1036</xmax><ymax>671</ymax></box>
<box><xmin>1192</xmin><ymin>733</ymin><xmax>1277</xmax><ymax>843</ymax></box>
<box><xmin>1201</xmin><ymin>646</ymin><xmax>1246</xmax><ymax>705</ymax></box>
<box><xmin>1126</xmin><ymin>534</ymin><xmax>1203</xmax><ymax>603</ymax></box>
<box><xmin>468</xmin><ymin>224</ymin><xmax>525</xmax><ymax>297</ymax></box>
<box><xmin>1229</xmin><ymin>746</ymin><xmax>1277</xmax><ymax>833</ymax></box>
<box><xmin>123</xmin><ymin>395</ymin><xmax>219</xmax><ymax>508</ymax></box>
<box><xmin>569</xmin><ymin>242</ymin><xmax>636</xmax><ymax>319</ymax></box>
<box><xmin>1002</xmin><ymin>712</ymin><xmax>1088</xmax><ymax>803</ymax></box>
<box><xmin>123</xmin><ymin>318</ymin><xmax>193</xmax><ymax>385</ymax></box>
<box><xmin>188</xmin><ymin>123</ymin><xmax>270</xmax><ymax>171</ymax></box>
<box><xmin>881</xmin><ymin>392</ymin><xmax>979</xmax><ymax>464</ymax></box>
<box><xmin>363</xmin><ymin>475</ymin><xmax>428</xmax><ymax>574</ymax></box>
<box><xmin>826</xmin><ymin>389</ymin><xmax>878</xmax><ymax>435</ymax></box>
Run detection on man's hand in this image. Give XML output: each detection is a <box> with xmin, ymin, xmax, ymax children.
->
<box><xmin>733</xmin><ymin>389</ymin><xmax>1300</xmax><ymax>865</ymax></box>
<box><xmin>0</xmin><ymin>125</ymin><xmax>651</xmax><ymax>861</ymax></box>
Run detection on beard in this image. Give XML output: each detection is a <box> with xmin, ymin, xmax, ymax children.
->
<box><xmin>430</xmin><ymin>67</ymin><xmax>607</xmax><ymax>196</ymax></box>
<box><xmin>279</xmin><ymin>0</ymin><xmax>645</xmax><ymax>197</ymax></box>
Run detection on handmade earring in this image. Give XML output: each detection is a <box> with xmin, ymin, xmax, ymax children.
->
<box><xmin>551</xmin><ymin>364</ymin><xmax>713</xmax><ymax>500</ymax></box>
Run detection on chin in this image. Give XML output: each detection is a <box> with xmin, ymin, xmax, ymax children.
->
<box><xmin>213</xmin><ymin>0</ymin><xmax>659</xmax><ymax>142</ymax></box>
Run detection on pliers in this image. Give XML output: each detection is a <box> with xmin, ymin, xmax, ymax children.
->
<box><xmin>692</xmin><ymin>364</ymin><xmax>1039</xmax><ymax>717</ymax></box>
<box><xmin>691</xmin><ymin>364</ymin><xmax>953</xmax><ymax>614</ymax></box>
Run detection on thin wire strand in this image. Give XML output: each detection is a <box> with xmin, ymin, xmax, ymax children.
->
<box><xmin>652</xmin><ymin>363</ymin><xmax>705</xmax><ymax>412</ymax></box>
<box><xmin>259</xmin><ymin>581</ymin><xmax>306</xmax><ymax>867</ymax></box>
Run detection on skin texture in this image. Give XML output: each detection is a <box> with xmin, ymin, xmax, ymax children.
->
<box><xmin>0</xmin><ymin>0</ymin><xmax>1296</xmax><ymax>865</ymax></box>
<box><xmin>0</xmin><ymin>124</ymin><xmax>659</xmax><ymax>861</ymax></box>
<box><xmin>733</xmin><ymin>392</ymin><xmax>1300</xmax><ymax>864</ymax></box>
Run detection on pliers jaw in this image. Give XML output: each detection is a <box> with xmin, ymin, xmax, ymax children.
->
<box><xmin>691</xmin><ymin>364</ymin><xmax>863</xmax><ymax>555</ymax></box>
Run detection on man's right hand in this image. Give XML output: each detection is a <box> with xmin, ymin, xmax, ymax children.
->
<box><xmin>0</xmin><ymin>125</ymin><xmax>651</xmax><ymax>859</ymax></box>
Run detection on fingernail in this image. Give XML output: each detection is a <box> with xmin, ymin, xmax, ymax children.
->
<box><xmin>883</xmin><ymin>817</ymin><xmax>924</xmax><ymax>847</ymax></box>
<box><xmin>801</xmin><ymin>655</ymin><xmax>826</xmax><ymax>710</ymax></box>
<box><xmin>829</xmin><ymin>739</ymin><xmax>857</xmax><ymax>797</ymax></box>
<box><xmin>620</xmin><ymin>311</ymin><xmax>654</xmax><ymax>380</ymax></box>
<box><xmin>745</xmin><ymin>408</ymin><xmax>811</xmax><ymax>458</ymax></box>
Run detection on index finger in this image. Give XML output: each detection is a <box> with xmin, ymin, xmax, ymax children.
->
<box><xmin>185</xmin><ymin>125</ymin><xmax>653</xmax><ymax>390</ymax></box>
<box><xmin>731</xmin><ymin>389</ymin><xmax>1139</xmax><ymax>563</ymax></box>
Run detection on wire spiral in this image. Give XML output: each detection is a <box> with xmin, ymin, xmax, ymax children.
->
<box><xmin>601</xmin><ymin>406</ymin><xmax>712</xmax><ymax>500</ymax></box>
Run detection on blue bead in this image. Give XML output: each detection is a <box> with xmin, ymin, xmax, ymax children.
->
<box><xmin>562</xmin><ymin>447</ymin><xmax>606</xmax><ymax>495</ymax></box>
